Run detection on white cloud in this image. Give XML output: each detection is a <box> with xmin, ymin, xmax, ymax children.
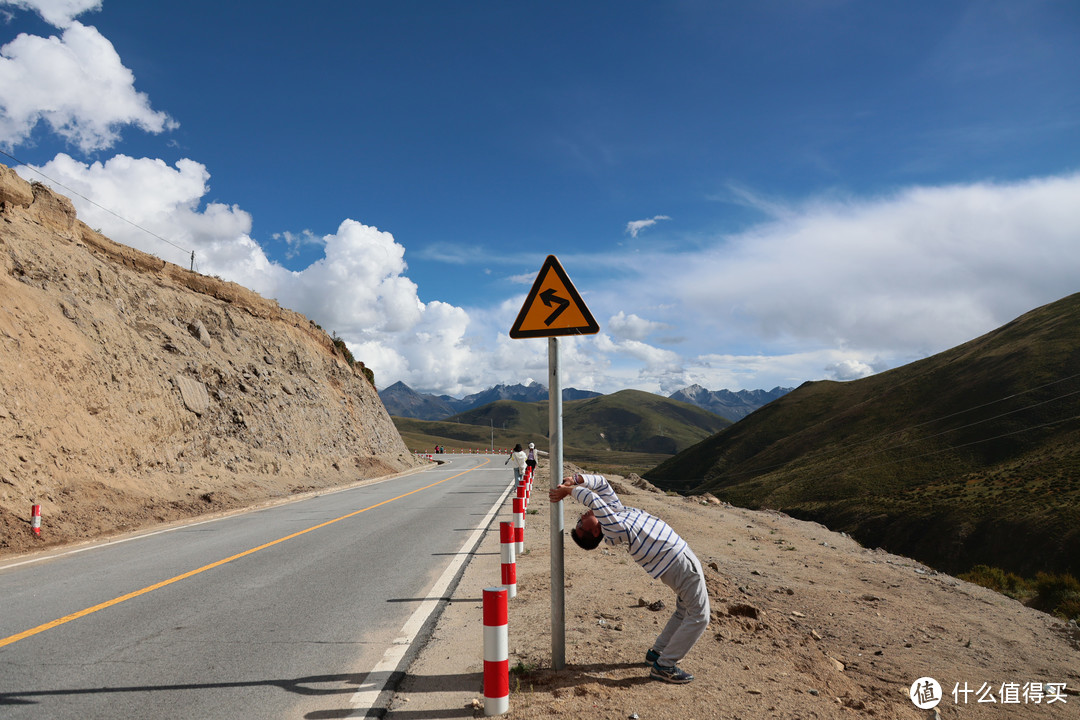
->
<box><xmin>20</xmin><ymin>154</ymin><xmax>486</xmax><ymax>393</ymax></box>
<box><xmin>275</xmin><ymin>219</ymin><xmax>423</xmax><ymax>335</ymax></box>
<box><xmin>272</xmin><ymin>229</ymin><xmax>320</xmax><ymax>260</ymax></box>
<box><xmin>607</xmin><ymin>311</ymin><xmax>668</xmax><ymax>341</ymax></box>
<box><xmin>0</xmin><ymin>22</ymin><xmax>176</xmax><ymax>152</ymax></box>
<box><xmin>412</xmin><ymin>241</ymin><xmax>488</xmax><ymax>265</ymax></box>
<box><xmin>591</xmin><ymin>174</ymin><xmax>1080</xmax><ymax>370</ymax></box>
<box><xmin>625</xmin><ymin>214</ymin><xmax>671</xmax><ymax>238</ymax></box>
<box><xmin>28</xmin><ymin>153</ymin><xmax>248</xmax><ymax>265</ymax></box>
<box><xmin>0</xmin><ymin>0</ymin><xmax>100</xmax><ymax>28</ymax></box>
<box><xmin>824</xmin><ymin>358</ymin><xmax>876</xmax><ymax>381</ymax></box>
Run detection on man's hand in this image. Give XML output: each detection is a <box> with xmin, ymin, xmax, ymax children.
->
<box><xmin>548</xmin><ymin>483</ymin><xmax>572</xmax><ymax>503</ymax></box>
<box><xmin>548</xmin><ymin>486</ymin><xmax>570</xmax><ymax>503</ymax></box>
<box><xmin>548</xmin><ymin>475</ymin><xmax>581</xmax><ymax>503</ymax></box>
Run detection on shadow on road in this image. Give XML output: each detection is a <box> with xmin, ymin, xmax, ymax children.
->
<box><xmin>0</xmin><ymin>668</ymin><xmax>489</xmax><ymax>719</ymax></box>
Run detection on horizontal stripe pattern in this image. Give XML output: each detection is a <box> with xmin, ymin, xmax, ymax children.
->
<box><xmin>571</xmin><ymin>474</ymin><xmax>686</xmax><ymax>579</ymax></box>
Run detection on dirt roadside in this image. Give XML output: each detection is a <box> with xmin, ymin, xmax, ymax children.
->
<box><xmin>385</xmin><ymin>461</ymin><xmax>1080</xmax><ymax>720</ymax></box>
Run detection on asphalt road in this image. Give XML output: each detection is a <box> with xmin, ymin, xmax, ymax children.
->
<box><xmin>0</xmin><ymin>455</ymin><xmax>515</xmax><ymax>719</ymax></box>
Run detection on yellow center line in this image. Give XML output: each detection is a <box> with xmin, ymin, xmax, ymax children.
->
<box><xmin>0</xmin><ymin>460</ymin><xmax>489</xmax><ymax>649</ymax></box>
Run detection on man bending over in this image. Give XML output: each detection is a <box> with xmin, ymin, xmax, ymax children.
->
<box><xmin>549</xmin><ymin>473</ymin><xmax>710</xmax><ymax>684</ymax></box>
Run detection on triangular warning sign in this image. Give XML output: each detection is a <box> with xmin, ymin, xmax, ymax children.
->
<box><xmin>509</xmin><ymin>255</ymin><xmax>599</xmax><ymax>339</ymax></box>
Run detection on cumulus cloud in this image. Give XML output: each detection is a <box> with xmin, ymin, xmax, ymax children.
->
<box><xmin>0</xmin><ymin>22</ymin><xmax>176</xmax><ymax>152</ymax></box>
<box><xmin>29</xmin><ymin>153</ymin><xmax>247</xmax><ymax>265</ymax></box>
<box><xmin>625</xmin><ymin>214</ymin><xmax>671</xmax><ymax>238</ymax></box>
<box><xmin>20</xmin><ymin>154</ymin><xmax>486</xmax><ymax>392</ymax></box>
<box><xmin>607</xmin><ymin>311</ymin><xmax>668</xmax><ymax>341</ymax></box>
<box><xmin>825</xmin><ymin>358</ymin><xmax>877</xmax><ymax>381</ymax></box>
<box><xmin>274</xmin><ymin>220</ymin><xmax>423</xmax><ymax>335</ymax></box>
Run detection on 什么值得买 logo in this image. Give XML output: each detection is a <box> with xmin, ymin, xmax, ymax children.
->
<box><xmin>910</xmin><ymin>677</ymin><xmax>942</xmax><ymax>709</ymax></box>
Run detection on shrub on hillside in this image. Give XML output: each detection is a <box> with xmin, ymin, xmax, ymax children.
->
<box><xmin>961</xmin><ymin>565</ymin><xmax>1080</xmax><ymax>622</ymax></box>
<box><xmin>330</xmin><ymin>333</ymin><xmax>376</xmax><ymax>388</ymax></box>
<box><xmin>960</xmin><ymin>565</ymin><xmax>1029</xmax><ymax>601</ymax></box>
<box><xmin>1033</xmin><ymin>572</ymin><xmax>1080</xmax><ymax>622</ymax></box>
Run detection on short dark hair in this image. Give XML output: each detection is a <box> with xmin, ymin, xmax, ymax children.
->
<box><xmin>570</xmin><ymin>527</ymin><xmax>603</xmax><ymax>550</ymax></box>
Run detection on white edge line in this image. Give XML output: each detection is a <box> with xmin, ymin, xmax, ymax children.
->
<box><xmin>347</xmin><ymin>472</ymin><xmax>516</xmax><ymax>714</ymax></box>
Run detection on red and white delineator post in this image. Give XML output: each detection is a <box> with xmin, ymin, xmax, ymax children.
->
<box><xmin>499</xmin><ymin>521</ymin><xmax>517</xmax><ymax>599</ymax></box>
<box><xmin>516</xmin><ymin>479</ymin><xmax>527</xmax><ymax>511</ymax></box>
<box><xmin>31</xmin><ymin>504</ymin><xmax>41</xmax><ymax>536</ymax></box>
<box><xmin>483</xmin><ymin>587</ymin><xmax>509</xmax><ymax>716</ymax></box>
<box><xmin>512</xmin><ymin>497</ymin><xmax>525</xmax><ymax>554</ymax></box>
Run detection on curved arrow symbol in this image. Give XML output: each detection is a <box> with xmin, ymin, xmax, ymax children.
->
<box><xmin>540</xmin><ymin>288</ymin><xmax>569</xmax><ymax>326</ymax></box>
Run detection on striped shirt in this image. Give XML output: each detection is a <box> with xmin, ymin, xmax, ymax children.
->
<box><xmin>571</xmin><ymin>474</ymin><xmax>687</xmax><ymax>579</ymax></box>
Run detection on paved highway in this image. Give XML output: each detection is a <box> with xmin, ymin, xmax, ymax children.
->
<box><xmin>0</xmin><ymin>455</ymin><xmax>513</xmax><ymax>718</ymax></box>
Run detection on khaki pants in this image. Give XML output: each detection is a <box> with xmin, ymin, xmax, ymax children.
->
<box><xmin>653</xmin><ymin>546</ymin><xmax>710</xmax><ymax>666</ymax></box>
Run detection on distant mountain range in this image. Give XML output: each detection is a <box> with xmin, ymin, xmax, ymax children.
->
<box><xmin>378</xmin><ymin>381</ymin><xmax>601</xmax><ymax>420</ymax></box>
<box><xmin>379</xmin><ymin>381</ymin><xmax>792</xmax><ymax>421</ymax></box>
<box><xmin>668</xmin><ymin>384</ymin><xmax>793</xmax><ymax>421</ymax></box>
<box><xmin>391</xmin><ymin>388</ymin><xmax>733</xmax><ymax>459</ymax></box>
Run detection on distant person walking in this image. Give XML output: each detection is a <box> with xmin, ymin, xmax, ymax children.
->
<box><xmin>525</xmin><ymin>442</ymin><xmax>538</xmax><ymax>470</ymax></box>
<box><xmin>549</xmin><ymin>473</ymin><xmax>710</xmax><ymax>684</ymax></box>
<box><xmin>505</xmin><ymin>443</ymin><xmax>527</xmax><ymax>483</ymax></box>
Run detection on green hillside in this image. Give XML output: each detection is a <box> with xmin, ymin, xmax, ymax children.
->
<box><xmin>449</xmin><ymin>389</ymin><xmax>730</xmax><ymax>451</ymax></box>
<box><xmin>646</xmin><ymin>293</ymin><xmax>1080</xmax><ymax>579</ymax></box>
<box><xmin>392</xmin><ymin>389</ymin><xmax>731</xmax><ymax>476</ymax></box>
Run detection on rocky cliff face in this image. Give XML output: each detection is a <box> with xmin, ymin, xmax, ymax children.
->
<box><xmin>0</xmin><ymin>163</ymin><xmax>421</xmax><ymax>556</ymax></box>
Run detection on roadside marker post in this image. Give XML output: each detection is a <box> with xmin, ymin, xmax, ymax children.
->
<box><xmin>509</xmin><ymin>255</ymin><xmax>598</xmax><ymax>672</ymax></box>
<box><xmin>499</xmin><ymin>521</ymin><xmax>517</xmax><ymax>599</ymax></box>
<box><xmin>512</xmin><ymin>497</ymin><xmax>525</xmax><ymax>554</ymax></box>
<box><xmin>483</xmin><ymin>587</ymin><xmax>510</xmax><ymax>715</ymax></box>
<box><xmin>31</xmin><ymin>504</ymin><xmax>41</xmax><ymax>537</ymax></box>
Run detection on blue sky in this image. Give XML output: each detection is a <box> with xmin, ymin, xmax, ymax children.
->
<box><xmin>2</xmin><ymin>1</ymin><xmax>1078</xmax><ymax>398</ymax></box>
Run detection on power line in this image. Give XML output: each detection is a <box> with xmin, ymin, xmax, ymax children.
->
<box><xmin>0</xmin><ymin>148</ymin><xmax>194</xmax><ymax>262</ymax></box>
<box><xmin>818</xmin><ymin>412</ymin><xmax>1080</xmax><ymax>477</ymax></box>
<box><xmin>709</xmin><ymin>371</ymin><xmax>1080</xmax><ymax>482</ymax></box>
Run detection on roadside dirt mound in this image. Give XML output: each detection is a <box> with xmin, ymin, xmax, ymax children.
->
<box><xmin>388</xmin><ymin>462</ymin><xmax>1080</xmax><ymax>719</ymax></box>
<box><xmin>0</xmin><ymin>162</ymin><xmax>421</xmax><ymax>557</ymax></box>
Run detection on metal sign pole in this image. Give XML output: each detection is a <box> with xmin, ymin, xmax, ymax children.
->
<box><xmin>508</xmin><ymin>255</ymin><xmax>596</xmax><ymax>674</ymax></box>
<box><xmin>548</xmin><ymin>336</ymin><xmax>565</xmax><ymax>670</ymax></box>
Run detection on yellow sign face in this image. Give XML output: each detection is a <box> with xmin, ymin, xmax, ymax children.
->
<box><xmin>509</xmin><ymin>255</ymin><xmax>599</xmax><ymax>339</ymax></box>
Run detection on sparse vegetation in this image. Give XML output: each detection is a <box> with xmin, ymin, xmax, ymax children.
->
<box><xmin>1033</xmin><ymin>571</ymin><xmax>1080</xmax><ymax>621</ymax></box>
<box><xmin>330</xmin><ymin>333</ymin><xmax>355</xmax><ymax>364</ymax></box>
<box><xmin>510</xmin><ymin>660</ymin><xmax>537</xmax><ymax>675</ymax></box>
<box><xmin>330</xmin><ymin>332</ymin><xmax>375</xmax><ymax>387</ymax></box>
<box><xmin>960</xmin><ymin>565</ymin><xmax>1080</xmax><ymax>621</ymax></box>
